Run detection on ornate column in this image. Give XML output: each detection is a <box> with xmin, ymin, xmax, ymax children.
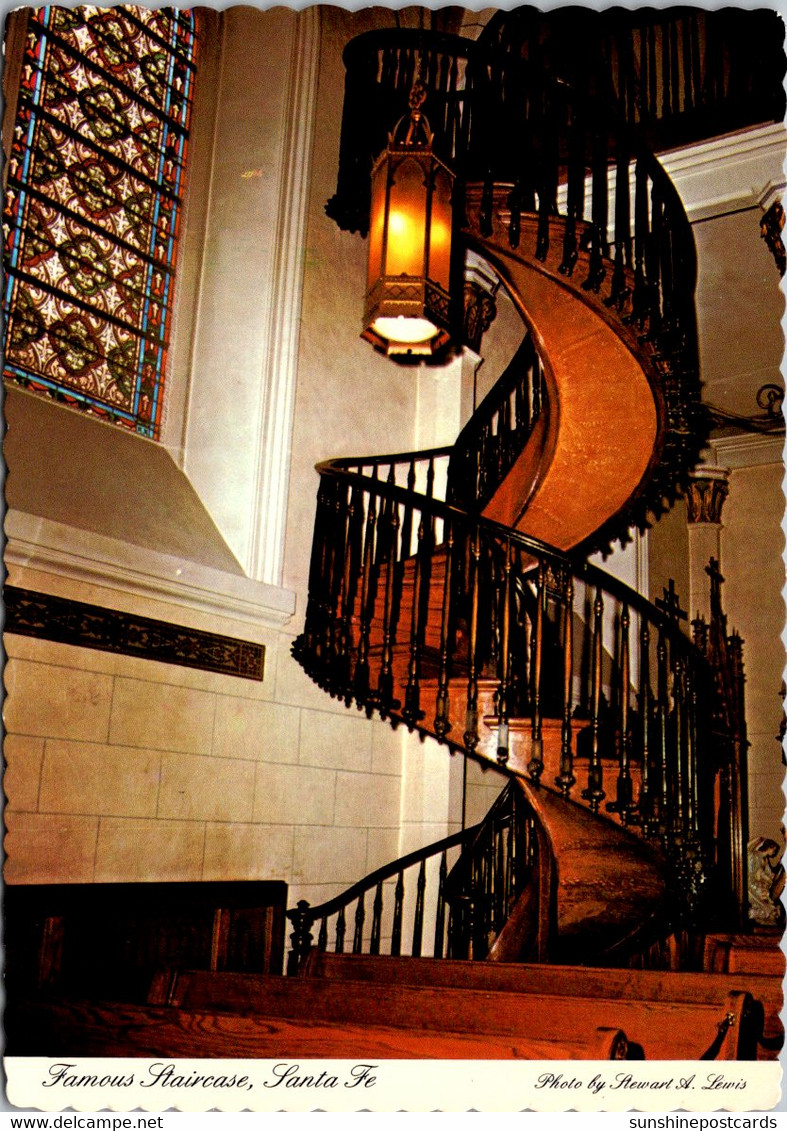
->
<box><xmin>686</xmin><ymin>465</ymin><xmax>730</xmax><ymax>624</ymax></box>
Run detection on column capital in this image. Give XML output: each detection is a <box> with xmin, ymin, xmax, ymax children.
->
<box><xmin>686</xmin><ymin>466</ymin><xmax>730</xmax><ymax>524</ymax></box>
<box><xmin>463</xmin><ymin>251</ymin><xmax>499</xmax><ymax>354</ymax></box>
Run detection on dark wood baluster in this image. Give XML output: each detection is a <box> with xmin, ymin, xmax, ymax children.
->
<box><xmin>582</xmin><ymin>588</ymin><xmax>606</xmax><ymax>813</ymax></box>
<box><xmin>482</xmin><ymin>836</ymin><xmax>494</xmax><ymax>955</ymax></box>
<box><xmin>496</xmin><ymin>537</ymin><xmax>513</xmax><ymax>765</ymax></box>
<box><xmin>609</xmin><ymin>146</ymin><xmax>631</xmax><ymax>307</ymax></box>
<box><xmin>322</xmin><ymin>483</ymin><xmax>346</xmax><ymax>684</ymax></box>
<box><xmin>477</xmin><ymin>425</ymin><xmax>489</xmax><ymax>501</ymax></box>
<box><xmin>434</xmin><ymin>519</ymin><xmax>454</xmax><ymax>740</ymax></box>
<box><xmin>528</xmin><ymin>561</ymin><xmax>545</xmax><ymax>782</ymax></box>
<box><xmin>638</xmin><ymin>620</ymin><xmax>654</xmax><ymax>834</ymax></box>
<box><xmin>556</xmin><ymin>570</ymin><xmax>575</xmax><ymax>798</ymax></box>
<box><xmin>390</xmin><ymin>871</ymin><xmax>404</xmax><ymax>956</ymax></box>
<box><xmin>560</xmin><ymin>109</ymin><xmax>583</xmax><ymax>276</ymax></box>
<box><xmin>434</xmin><ymin>850</ymin><xmax>448</xmax><ymax>959</ymax></box>
<box><xmin>370</xmin><ymin>881</ymin><xmax>383</xmax><ymax>956</ymax></box>
<box><xmin>613</xmin><ymin>604</ymin><xmax>634</xmax><ymax>823</ymax></box>
<box><xmin>398</xmin><ymin>461</ymin><xmax>416</xmax><ymax>570</ymax></box>
<box><xmin>353</xmin><ymin>479</ymin><xmax>378</xmax><ymax>707</ymax></box>
<box><xmin>303</xmin><ymin>481</ymin><xmax>333</xmax><ymax>659</ymax></box>
<box><xmin>584</xmin><ymin>122</ymin><xmax>608</xmax><ymax>292</ymax></box>
<box><xmin>681</xmin><ymin>16</ymin><xmax>693</xmax><ymax>115</ymax></box>
<box><xmin>536</xmin><ymin>88</ymin><xmax>558</xmax><ymax>262</ymax></box>
<box><xmin>426</xmin><ymin>456</ymin><xmax>435</xmax><ymax>503</ymax></box>
<box><xmin>339</xmin><ymin>487</ymin><xmax>364</xmax><ymax>701</ymax></box>
<box><xmin>632</xmin><ymin>157</ymin><xmax>649</xmax><ymax>325</ymax></box>
<box><xmin>402</xmin><ymin>513</ymin><xmax>426</xmax><ymax>728</ymax></box>
<box><xmin>647</xmin><ymin>181</ymin><xmax>663</xmax><ymax>338</ymax></box>
<box><xmin>335</xmin><ymin>907</ymin><xmax>346</xmax><ymax>954</ymax></box>
<box><xmin>448</xmin><ymin>54</ymin><xmax>460</xmax><ymax>155</ymax></box>
<box><xmin>656</xmin><ymin>627</ymin><xmax>670</xmax><ymax>834</ymax></box>
<box><xmin>503</xmin><ymin>816</ymin><xmax>514</xmax><ymax>911</ymax></box>
<box><xmin>412</xmin><ymin>860</ymin><xmax>426</xmax><ymax>957</ymax></box>
<box><xmin>377</xmin><ymin>468</ymin><xmax>400</xmax><ymax>713</ymax></box>
<box><xmin>661</xmin><ymin>15</ymin><xmax>672</xmax><ymax>119</ymax></box>
<box><xmin>670</xmin><ymin>20</ymin><xmax>680</xmax><ymax>119</ymax></box>
<box><xmin>687</xmin><ymin>660</ymin><xmax>701</xmax><ymax>845</ymax></box>
<box><xmin>317</xmin><ymin>917</ymin><xmax>328</xmax><ymax>953</ymax></box>
<box><xmin>494</xmin><ymin>822</ymin><xmax>506</xmax><ymax>930</ymax></box>
<box><xmin>463</xmin><ymin>528</ymin><xmax>482</xmax><ymax>754</ymax></box>
<box><xmin>532</xmin><ymin>357</ymin><xmax>543</xmax><ymax>419</ymax></box>
<box><xmin>673</xmin><ymin>653</ymin><xmax>687</xmax><ymax>842</ymax></box>
<box><xmin>648</xmin><ymin>23</ymin><xmax>658</xmax><ymax>120</ymax></box>
<box><xmin>620</xmin><ymin>25</ymin><xmax>637</xmax><ymax>126</ymax></box>
<box><xmin>689</xmin><ymin>13</ymin><xmax>701</xmax><ymax>118</ymax></box>
<box><xmin>352</xmin><ymin>893</ymin><xmax>365</xmax><ymax>954</ymax></box>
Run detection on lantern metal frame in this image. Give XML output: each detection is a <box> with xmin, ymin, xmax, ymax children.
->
<box><xmin>361</xmin><ymin>82</ymin><xmax>456</xmax><ymax>360</ymax></box>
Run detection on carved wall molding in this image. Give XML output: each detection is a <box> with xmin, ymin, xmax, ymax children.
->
<box><xmin>686</xmin><ymin>467</ymin><xmax>730</xmax><ymax>524</ymax></box>
<box><xmin>5</xmin><ymin>510</ymin><xmax>296</xmax><ymax>629</ymax></box>
<box><xmin>4</xmin><ymin>586</ymin><xmax>265</xmax><ymax>681</ymax></box>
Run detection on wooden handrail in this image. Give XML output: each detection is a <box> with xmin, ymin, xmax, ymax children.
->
<box><xmin>286</xmin><ymin>821</ymin><xmax>482</xmax><ymax>973</ymax></box>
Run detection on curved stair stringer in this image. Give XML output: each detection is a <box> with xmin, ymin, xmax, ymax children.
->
<box><xmin>463</xmin><ymin>205</ymin><xmax>664</xmax><ymax>553</ymax></box>
<box><xmin>513</xmin><ymin>776</ymin><xmax>672</xmax><ymax>965</ymax></box>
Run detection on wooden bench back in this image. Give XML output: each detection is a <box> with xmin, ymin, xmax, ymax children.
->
<box><xmin>149</xmin><ymin>967</ymin><xmax>756</xmax><ymax>1060</ymax></box>
<box><xmin>7</xmin><ymin>997</ymin><xmax>625</xmax><ymax>1060</ymax></box>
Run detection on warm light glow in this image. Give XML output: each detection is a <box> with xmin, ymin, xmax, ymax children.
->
<box><xmin>429</xmin><ymin>215</ymin><xmax>451</xmax><ymax>284</ymax></box>
<box><xmin>385</xmin><ymin>209</ymin><xmax>424</xmax><ymax>276</ymax></box>
<box><xmin>362</xmin><ymin>136</ymin><xmax>454</xmax><ymax>360</ymax></box>
<box><xmin>372</xmin><ymin>315</ymin><xmax>439</xmax><ymax>345</ymax></box>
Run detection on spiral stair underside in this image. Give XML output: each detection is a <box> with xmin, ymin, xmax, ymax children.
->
<box><xmin>466</xmin><ymin>202</ymin><xmax>662</xmax><ymax>552</ymax></box>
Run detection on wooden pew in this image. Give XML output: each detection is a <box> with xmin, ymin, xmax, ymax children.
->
<box><xmin>6</xmin><ymin>996</ymin><xmax>628</xmax><ymax>1061</ymax></box>
<box><xmin>300</xmin><ymin>952</ymin><xmax>776</xmax><ymax>1060</ymax></box>
<box><xmin>146</xmin><ymin>969</ymin><xmax>632</xmax><ymax>1059</ymax></box>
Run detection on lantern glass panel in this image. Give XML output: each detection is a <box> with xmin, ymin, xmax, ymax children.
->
<box><xmin>429</xmin><ymin>165</ymin><xmax>453</xmax><ymax>289</ymax></box>
<box><xmin>384</xmin><ymin>156</ymin><xmax>428</xmax><ymax>278</ymax></box>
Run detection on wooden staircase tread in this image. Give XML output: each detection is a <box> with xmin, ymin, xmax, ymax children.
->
<box><xmin>303</xmin><ymin>951</ymin><xmax>784</xmax><ymax>1003</ymax></box>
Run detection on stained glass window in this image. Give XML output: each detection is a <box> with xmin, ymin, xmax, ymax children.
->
<box><xmin>3</xmin><ymin>6</ymin><xmax>198</xmax><ymax>439</ymax></box>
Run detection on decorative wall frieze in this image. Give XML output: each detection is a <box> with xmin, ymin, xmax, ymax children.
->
<box><xmin>686</xmin><ymin>466</ymin><xmax>730</xmax><ymax>525</ymax></box>
<box><xmin>4</xmin><ymin>586</ymin><xmax>265</xmax><ymax>681</ymax></box>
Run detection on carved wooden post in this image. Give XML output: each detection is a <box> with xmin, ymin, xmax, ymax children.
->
<box><xmin>286</xmin><ymin>899</ymin><xmax>314</xmax><ymax>975</ymax></box>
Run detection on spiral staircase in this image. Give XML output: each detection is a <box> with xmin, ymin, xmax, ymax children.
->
<box><xmin>289</xmin><ymin>12</ymin><xmax>776</xmax><ymax>978</ymax></box>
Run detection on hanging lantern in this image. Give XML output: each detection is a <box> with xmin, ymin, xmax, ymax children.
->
<box><xmin>362</xmin><ymin>80</ymin><xmax>455</xmax><ymax>359</ymax></box>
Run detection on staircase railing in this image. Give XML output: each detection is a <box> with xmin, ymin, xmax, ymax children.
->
<box><xmin>477</xmin><ymin>8</ymin><xmax>785</xmax><ymax>153</ymax></box>
<box><xmin>326</xmin><ymin>25</ymin><xmax>705</xmax><ymax>544</ymax></box>
<box><xmin>285</xmin><ymin>820</ymin><xmax>475</xmax><ymax>975</ymax></box>
<box><xmin>443</xmin><ymin>780</ymin><xmax>537</xmax><ymax>961</ymax></box>
<box><xmin>286</xmin><ymin>782</ymin><xmax>538</xmax><ymax>973</ymax></box>
<box><xmin>447</xmin><ymin>331</ymin><xmax>547</xmax><ymax>513</ymax></box>
<box><xmin>293</xmin><ymin>456</ymin><xmax>748</xmax><ymax>929</ymax></box>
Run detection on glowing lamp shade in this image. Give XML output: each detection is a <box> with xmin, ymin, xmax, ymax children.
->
<box><xmin>362</xmin><ymin>117</ymin><xmax>455</xmax><ymax>360</ymax></box>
